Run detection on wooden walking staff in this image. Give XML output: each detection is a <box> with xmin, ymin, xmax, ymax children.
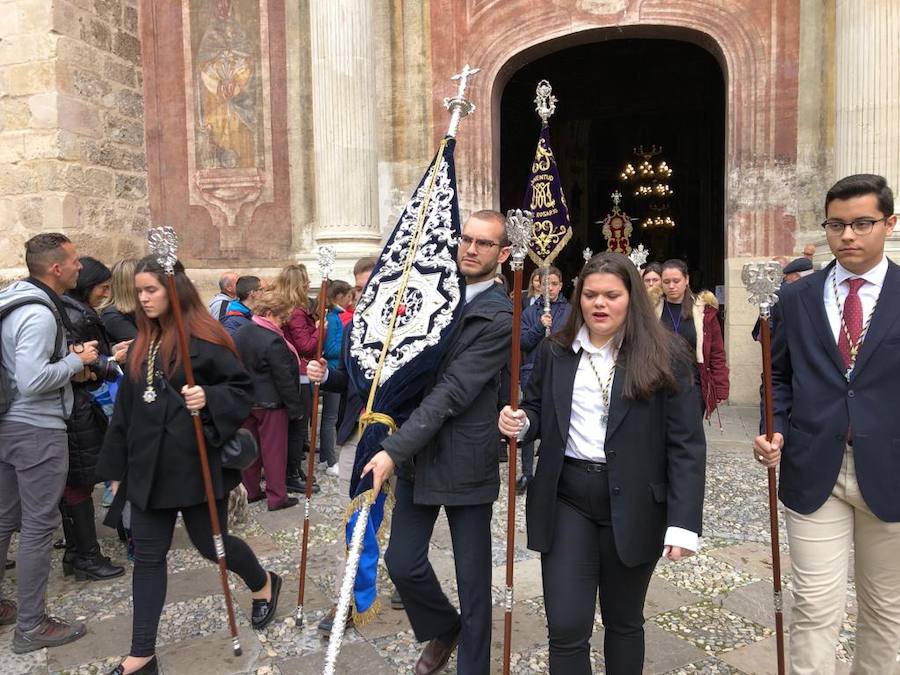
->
<box><xmin>501</xmin><ymin>209</ymin><xmax>533</xmax><ymax>675</ymax></box>
<box><xmin>147</xmin><ymin>226</ymin><xmax>243</xmax><ymax>656</ymax></box>
<box><xmin>742</xmin><ymin>261</ymin><xmax>786</xmax><ymax>675</ymax></box>
<box><xmin>296</xmin><ymin>245</ymin><xmax>337</xmax><ymax>625</ymax></box>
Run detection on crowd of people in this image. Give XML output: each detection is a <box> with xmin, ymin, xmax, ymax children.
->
<box><xmin>0</xmin><ymin>173</ymin><xmax>897</xmax><ymax>675</ymax></box>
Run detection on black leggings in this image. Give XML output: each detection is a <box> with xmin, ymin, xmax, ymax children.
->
<box><xmin>129</xmin><ymin>498</ymin><xmax>268</xmax><ymax>657</ymax></box>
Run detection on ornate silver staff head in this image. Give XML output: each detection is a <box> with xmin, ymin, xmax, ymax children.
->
<box><xmin>534</xmin><ymin>79</ymin><xmax>557</xmax><ymax>125</ymax></box>
<box><xmin>583</xmin><ymin>247</ymin><xmax>593</xmax><ymax>262</ymax></box>
<box><xmin>611</xmin><ymin>190</ymin><xmax>623</xmax><ymax>208</ymax></box>
<box><xmin>505</xmin><ymin>209</ymin><xmax>533</xmax><ymax>272</ymax></box>
<box><xmin>317</xmin><ymin>245</ymin><xmax>337</xmax><ymax>282</ymax></box>
<box><xmin>741</xmin><ymin>261</ymin><xmax>782</xmax><ymax>319</ymax></box>
<box><xmin>444</xmin><ymin>64</ymin><xmax>480</xmax><ymax>138</ymax></box>
<box><xmin>628</xmin><ymin>244</ymin><xmax>650</xmax><ymax>269</ymax></box>
<box><xmin>148</xmin><ymin>226</ymin><xmax>178</xmax><ymax>276</ymax></box>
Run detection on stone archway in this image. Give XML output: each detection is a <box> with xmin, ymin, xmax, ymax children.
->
<box><xmin>429</xmin><ymin>0</ymin><xmax>800</xmax><ymax>259</ymax></box>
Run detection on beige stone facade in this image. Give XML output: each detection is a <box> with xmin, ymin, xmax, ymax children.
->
<box><xmin>1</xmin><ymin>0</ymin><xmax>899</xmax><ymax>402</ymax></box>
<box><xmin>0</xmin><ymin>0</ymin><xmax>147</xmax><ymax>283</ymax></box>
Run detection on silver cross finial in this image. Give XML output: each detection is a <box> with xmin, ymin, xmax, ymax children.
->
<box><xmin>444</xmin><ymin>65</ymin><xmax>480</xmax><ymax>137</ymax></box>
<box><xmin>316</xmin><ymin>245</ymin><xmax>337</xmax><ymax>282</ymax></box>
<box><xmin>505</xmin><ymin>209</ymin><xmax>533</xmax><ymax>272</ymax></box>
<box><xmin>583</xmin><ymin>247</ymin><xmax>593</xmax><ymax>262</ymax></box>
<box><xmin>741</xmin><ymin>261</ymin><xmax>782</xmax><ymax>318</ymax></box>
<box><xmin>534</xmin><ymin>80</ymin><xmax>557</xmax><ymax>125</ymax></box>
<box><xmin>628</xmin><ymin>244</ymin><xmax>649</xmax><ymax>269</ymax></box>
<box><xmin>148</xmin><ymin>226</ymin><xmax>178</xmax><ymax>276</ymax></box>
<box><xmin>611</xmin><ymin>190</ymin><xmax>623</xmax><ymax>208</ymax></box>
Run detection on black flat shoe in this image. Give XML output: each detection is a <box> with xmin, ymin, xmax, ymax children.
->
<box><xmin>108</xmin><ymin>655</ymin><xmax>158</xmax><ymax>675</ymax></box>
<box><xmin>247</xmin><ymin>493</ymin><xmax>265</xmax><ymax>504</ymax></box>
<box><xmin>267</xmin><ymin>497</ymin><xmax>298</xmax><ymax>512</ymax></box>
<box><xmin>252</xmin><ymin>571</ymin><xmax>282</xmax><ymax>630</ymax></box>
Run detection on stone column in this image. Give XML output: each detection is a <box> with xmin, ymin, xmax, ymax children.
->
<box><xmin>308</xmin><ymin>0</ymin><xmax>382</xmax><ymax>256</ymax></box>
<box><xmin>834</xmin><ymin>0</ymin><xmax>900</xmax><ymax>206</ymax></box>
<box><xmin>834</xmin><ymin>0</ymin><xmax>900</xmax><ymax>263</ymax></box>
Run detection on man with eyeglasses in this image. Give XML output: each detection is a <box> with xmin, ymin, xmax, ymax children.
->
<box><xmin>355</xmin><ymin>209</ymin><xmax>513</xmax><ymax>675</ymax></box>
<box><xmin>754</xmin><ymin>173</ymin><xmax>900</xmax><ymax>673</ymax></box>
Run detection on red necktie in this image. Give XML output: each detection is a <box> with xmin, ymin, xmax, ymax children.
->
<box><xmin>837</xmin><ymin>278</ymin><xmax>865</xmax><ymax>370</ymax></box>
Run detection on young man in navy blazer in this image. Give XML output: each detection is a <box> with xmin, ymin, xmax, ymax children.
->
<box><xmin>754</xmin><ymin>174</ymin><xmax>900</xmax><ymax>673</ymax></box>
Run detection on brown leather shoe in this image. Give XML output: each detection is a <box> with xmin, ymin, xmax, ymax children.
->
<box><xmin>0</xmin><ymin>599</ymin><xmax>16</xmax><ymax>626</ymax></box>
<box><xmin>414</xmin><ymin>625</ymin><xmax>460</xmax><ymax>675</ymax></box>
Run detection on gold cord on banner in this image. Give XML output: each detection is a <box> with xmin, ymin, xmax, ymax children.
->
<box><xmin>361</xmin><ymin>138</ymin><xmax>449</xmax><ymax>428</ymax></box>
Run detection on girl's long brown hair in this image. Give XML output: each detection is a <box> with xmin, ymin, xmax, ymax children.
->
<box><xmin>128</xmin><ymin>256</ymin><xmax>239</xmax><ymax>380</ymax></box>
<box><xmin>554</xmin><ymin>252</ymin><xmax>691</xmax><ymax>399</ymax></box>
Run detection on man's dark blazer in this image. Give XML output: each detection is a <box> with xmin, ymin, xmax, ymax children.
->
<box><xmin>380</xmin><ymin>283</ymin><xmax>513</xmax><ymax>506</ymax></box>
<box><xmin>768</xmin><ymin>259</ymin><xmax>900</xmax><ymax>522</ymax></box>
<box><xmin>522</xmin><ymin>339</ymin><xmax>706</xmax><ymax>567</ymax></box>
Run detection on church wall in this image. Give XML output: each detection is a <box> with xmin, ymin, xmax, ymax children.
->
<box><xmin>0</xmin><ymin>0</ymin><xmax>148</xmax><ymax>280</ymax></box>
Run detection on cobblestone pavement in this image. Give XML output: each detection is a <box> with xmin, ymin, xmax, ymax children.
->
<box><xmin>1</xmin><ymin>405</ymin><xmax>895</xmax><ymax>674</ymax></box>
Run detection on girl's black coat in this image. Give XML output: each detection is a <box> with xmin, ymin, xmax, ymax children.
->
<box><xmin>522</xmin><ymin>339</ymin><xmax>707</xmax><ymax>567</ymax></box>
<box><xmin>96</xmin><ymin>337</ymin><xmax>252</xmax><ymax>511</ymax></box>
<box><xmin>62</xmin><ymin>294</ymin><xmax>112</xmax><ymax>488</ymax></box>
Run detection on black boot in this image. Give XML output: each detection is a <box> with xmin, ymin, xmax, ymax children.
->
<box><xmin>69</xmin><ymin>499</ymin><xmax>125</xmax><ymax>581</ymax></box>
<box><xmin>60</xmin><ymin>505</ymin><xmax>77</xmax><ymax>577</ymax></box>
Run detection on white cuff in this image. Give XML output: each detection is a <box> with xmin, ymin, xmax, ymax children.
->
<box><xmin>663</xmin><ymin>526</ymin><xmax>699</xmax><ymax>553</ymax></box>
<box><xmin>517</xmin><ymin>416</ymin><xmax>531</xmax><ymax>442</ymax></box>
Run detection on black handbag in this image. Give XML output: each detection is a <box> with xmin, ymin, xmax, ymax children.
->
<box><xmin>219</xmin><ymin>428</ymin><xmax>259</xmax><ymax>471</ymax></box>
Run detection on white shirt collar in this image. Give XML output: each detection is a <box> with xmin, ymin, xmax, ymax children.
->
<box><xmin>465</xmin><ymin>279</ymin><xmax>495</xmax><ymax>304</ymax></box>
<box><xmin>834</xmin><ymin>255</ymin><xmax>889</xmax><ymax>288</ymax></box>
<box><xmin>571</xmin><ymin>324</ymin><xmax>616</xmax><ymax>356</ymax></box>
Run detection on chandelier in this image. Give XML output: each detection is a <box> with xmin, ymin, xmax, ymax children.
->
<box><xmin>619</xmin><ymin>145</ymin><xmax>675</xmax><ymax>230</ymax></box>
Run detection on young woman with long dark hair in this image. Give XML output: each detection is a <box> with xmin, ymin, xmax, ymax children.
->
<box><xmin>499</xmin><ymin>252</ymin><xmax>707</xmax><ymax>674</ymax></box>
<box><xmin>653</xmin><ymin>259</ymin><xmax>729</xmax><ymax>418</ymax></box>
<box><xmin>96</xmin><ymin>256</ymin><xmax>281</xmax><ymax>675</ymax></box>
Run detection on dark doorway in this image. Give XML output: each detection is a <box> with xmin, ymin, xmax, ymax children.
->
<box><xmin>500</xmin><ymin>38</ymin><xmax>726</xmax><ymax>292</ymax></box>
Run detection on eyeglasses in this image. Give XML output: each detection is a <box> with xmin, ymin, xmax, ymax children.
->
<box><xmin>459</xmin><ymin>235</ymin><xmax>503</xmax><ymax>251</ymax></box>
<box><xmin>820</xmin><ymin>217</ymin><xmax>887</xmax><ymax>235</ymax></box>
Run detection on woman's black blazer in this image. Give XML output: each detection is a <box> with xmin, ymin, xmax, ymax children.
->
<box><xmin>522</xmin><ymin>338</ymin><xmax>707</xmax><ymax>567</ymax></box>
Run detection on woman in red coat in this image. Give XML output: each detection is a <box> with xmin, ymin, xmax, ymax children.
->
<box><xmin>270</xmin><ymin>264</ymin><xmax>319</xmax><ymax>493</ymax></box>
<box><xmin>651</xmin><ymin>259</ymin><xmax>729</xmax><ymax>418</ymax></box>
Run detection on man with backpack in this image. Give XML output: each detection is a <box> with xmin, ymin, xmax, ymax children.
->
<box><xmin>0</xmin><ymin>233</ymin><xmax>100</xmax><ymax>653</ymax></box>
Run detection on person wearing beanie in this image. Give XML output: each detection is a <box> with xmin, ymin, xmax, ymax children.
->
<box><xmin>59</xmin><ymin>257</ymin><xmax>127</xmax><ymax>582</ymax></box>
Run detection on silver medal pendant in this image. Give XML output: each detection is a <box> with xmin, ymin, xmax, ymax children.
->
<box><xmin>143</xmin><ymin>387</ymin><xmax>157</xmax><ymax>404</ymax></box>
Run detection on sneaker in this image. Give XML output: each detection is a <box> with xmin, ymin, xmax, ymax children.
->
<box><xmin>317</xmin><ymin>604</ymin><xmax>354</xmax><ymax>636</ymax></box>
<box><xmin>12</xmin><ymin>615</ymin><xmax>87</xmax><ymax>653</ymax></box>
<box><xmin>326</xmin><ymin>463</ymin><xmax>339</xmax><ymax>477</ymax></box>
<box><xmin>0</xmin><ymin>599</ymin><xmax>16</xmax><ymax>626</ymax></box>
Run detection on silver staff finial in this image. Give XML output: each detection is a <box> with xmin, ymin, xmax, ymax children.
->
<box><xmin>505</xmin><ymin>209</ymin><xmax>533</xmax><ymax>272</ymax></box>
<box><xmin>611</xmin><ymin>190</ymin><xmax>622</xmax><ymax>208</ymax></box>
<box><xmin>628</xmin><ymin>244</ymin><xmax>650</xmax><ymax>269</ymax></box>
<box><xmin>742</xmin><ymin>261</ymin><xmax>782</xmax><ymax>318</ymax></box>
<box><xmin>148</xmin><ymin>226</ymin><xmax>178</xmax><ymax>276</ymax></box>
<box><xmin>583</xmin><ymin>247</ymin><xmax>593</xmax><ymax>262</ymax></box>
<box><xmin>444</xmin><ymin>64</ymin><xmax>480</xmax><ymax>138</ymax></box>
<box><xmin>317</xmin><ymin>245</ymin><xmax>337</xmax><ymax>282</ymax></box>
<box><xmin>534</xmin><ymin>80</ymin><xmax>557</xmax><ymax>125</ymax></box>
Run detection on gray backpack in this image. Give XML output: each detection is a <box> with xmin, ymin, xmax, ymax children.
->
<box><xmin>0</xmin><ymin>298</ymin><xmax>65</xmax><ymax>415</ymax></box>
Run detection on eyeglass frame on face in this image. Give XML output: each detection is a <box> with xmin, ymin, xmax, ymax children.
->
<box><xmin>458</xmin><ymin>234</ymin><xmax>506</xmax><ymax>252</ymax></box>
<box><xmin>820</xmin><ymin>216</ymin><xmax>888</xmax><ymax>235</ymax></box>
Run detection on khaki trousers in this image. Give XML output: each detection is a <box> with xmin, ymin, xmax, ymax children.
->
<box><xmin>785</xmin><ymin>446</ymin><xmax>900</xmax><ymax>675</ymax></box>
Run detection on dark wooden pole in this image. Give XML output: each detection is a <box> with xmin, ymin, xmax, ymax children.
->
<box><xmin>165</xmin><ymin>274</ymin><xmax>242</xmax><ymax>656</ymax></box>
<box><xmin>296</xmin><ymin>279</ymin><xmax>330</xmax><ymax>624</ymax></box>
<box><xmin>502</xmin><ymin>266</ymin><xmax>524</xmax><ymax>675</ymax></box>
<box><xmin>759</xmin><ymin>313</ymin><xmax>786</xmax><ymax>675</ymax></box>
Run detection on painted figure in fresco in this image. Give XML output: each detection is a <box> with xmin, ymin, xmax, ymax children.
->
<box><xmin>197</xmin><ymin>0</ymin><xmax>258</xmax><ymax>169</ymax></box>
